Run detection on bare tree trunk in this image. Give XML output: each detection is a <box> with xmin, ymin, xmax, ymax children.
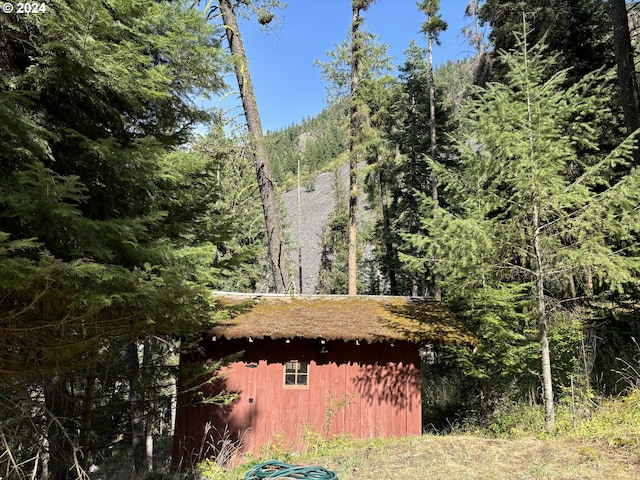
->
<box><xmin>79</xmin><ymin>360</ymin><xmax>97</xmax><ymax>471</ymax></box>
<box><xmin>146</xmin><ymin>430</ymin><xmax>154</xmax><ymax>474</ymax></box>
<box><xmin>168</xmin><ymin>373</ymin><xmax>177</xmax><ymax>437</ymax></box>
<box><xmin>218</xmin><ymin>0</ymin><xmax>290</xmax><ymax>293</ymax></box>
<box><xmin>533</xmin><ymin>204</ymin><xmax>555</xmax><ymax>431</ymax></box>
<box><xmin>611</xmin><ymin>0</ymin><xmax>640</xmax><ymax>165</ymax></box>
<box><xmin>348</xmin><ymin>3</ymin><xmax>362</xmax><ymax>296</ymax></box>
<box><xmin>127</xmin><ymin>341</ymin><xmax>145</xmax><ymax>474</ymax></box>
<box><xmin>428</xmin><ymin>33</ymin><xmax>442</xmax><ymax>301</ymax></box>
<box><xmin>43</xmin><ymin>375</ymin><xmax>74</xmax><ymax>480</ymax></box>
<box><xmin>143</xmin><ymin>339</ymin><xmax>153</xmax><ymax>474</ymax></box>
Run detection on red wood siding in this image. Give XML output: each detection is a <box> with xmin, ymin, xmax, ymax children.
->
<box><xmin>172</xmin><ymin>338</ymin><xmax>421</xmax><ymax>465</ymax></box>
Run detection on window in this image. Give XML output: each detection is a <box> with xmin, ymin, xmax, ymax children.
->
<box><xmin>284</xmin><ymin>360</ymin><xmax>308</xmax><ymax>387</ymax></box>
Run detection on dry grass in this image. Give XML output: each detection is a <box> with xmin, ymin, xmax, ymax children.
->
<box><xmin>201</xmin><ymin>391</ymin><xmax>640</xmax><ymax>480</ymax></box>
<box><xmin>287</xmin><ymin>434</ymin><xmax>640</xmax><ymax>480</ymax></box>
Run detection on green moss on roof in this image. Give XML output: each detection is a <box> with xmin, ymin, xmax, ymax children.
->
<box><xmin>209</xmin><ymin>293</ymin><xmax>477</xmax><ymax>346</ymax></box>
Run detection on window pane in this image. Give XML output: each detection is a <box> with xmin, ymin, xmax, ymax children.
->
<box><xmin>284</xmin><ymin>360</ymin><xmax>309</xmax><ymax>387</ymax></box>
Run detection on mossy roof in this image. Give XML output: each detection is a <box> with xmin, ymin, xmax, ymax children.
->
<box><xmin>209</xmin><ymin>293</ymin><xmax>478</xmax><ymax>346</ymax></box>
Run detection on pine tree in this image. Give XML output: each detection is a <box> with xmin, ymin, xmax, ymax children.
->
<box><xmin>418</xmin><ymin>0</ymin><xmax>446</xmax><ymax>300</ymax></box>
<box><xmin>414</xmin><ymin>25</ymin><xmax>640</xmax><ymax>430</ymax></box>
<box><xmin>195</xmin><ymin>120</ymin><xmax>273</xmax><ymax>292</ymax></box>
<box><xmin>316</xmin><ymin>13</ymin><xmax>391</xmax><ymax>295</ymax></box>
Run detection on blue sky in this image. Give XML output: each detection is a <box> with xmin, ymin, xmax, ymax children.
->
<box><xmin>213</xmin><ymin>1</ymin><xmax>480</xmax><ymax>132</ymax></box>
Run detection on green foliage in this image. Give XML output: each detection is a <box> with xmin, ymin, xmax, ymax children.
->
<box><xmin>315</xmin><ymin>31</ymin><xmax>392</xmax><ymax>102</ymax></box>
<box><xmin>418</xmin><ymin>0</ymin><xmax>448</xmax><ymax>43</ymax></box>
<box><xmin>410</xmin><ymin>25</ymin><xmax>640</xmax><ymax>421</ymax></box>
<box><xmin>192</xmin><ymin>121</ymin><xmax>273</xmax><ymax>292</ymax></box>
<box><xmin>265</xmin><ymin>101</ymin><xmax>349</xmax><ymax>189</ymax></box>
<box><xmin>368</xmin><ymin>42</ymin><xmax>458</xmax><ymax>296</ymax></box>
<box><xmin>484</xmin><ymin>402</ymin><xmax>547</xmax><ymax>436</ymax></box>
<box><xmin>0</xmin><ymin>1</ymin><xmax>241</xmax><ymax>477</ymax></box>
<box><xmin>316</xmin><ymin>170</ymin><xmax>350</xmax><ymax>294</ymax></box>
<box><xmin>573</xmin><ymin>390</ymin><xmax>640</xmax><ymax>445</ymax></box>
<box><xmin>479</xmin><ymin>0</ymin><xmax>615</xmax><ymax>83</ymax></box>
<box><xmin>0</xmin><ymin>0</ymin><xmax>232</xmax><ymax>361</ymax></box>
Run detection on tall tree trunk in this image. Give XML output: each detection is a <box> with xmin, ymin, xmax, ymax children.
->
<box><xmin>127</xmin><ymin>341</ymin><xmax>145</xmax><ymax>474</ymax></box>
<box><xmin>142</xmin><ymin>338</ymin><xmax>153</xmax><ymax>474</ymax></box>
<box><xmin>409</xmin><ymin>97</ymin><xmax>420</xmax><ymax>297</ymax></box>
<box><xmin>146</xmin><ymin>426</ymin><xmax>154</xmax><ymax>474</ymax></box>
<box><xmin>79</xmin><ymin>360</ymin><xmax>97</xmax><ymax>471</ymax></box>
<box><xmin>533</xmin><ymin>204</ymin><xmax>555</xmax><ymax>431</ymax></box>
<box><xmin>168</xmin><ymin>373</ymin><xmax>177</xmax><ymax>437</ymax></box>
<box><xmin>218</xmin><ymin>0</ymin><xmax>290</xmax><ymax>293</ymax></box>
<box><xmin>611</xmin><ymin>0</ymin><xmax>640</xmax><ymax>165</ymax></box>
<box><xmin>428</xmin><ymin>33</ymin><xmax>442</xmax><ymax>301</ymax></box>
<box><xmin>43</xmin><ymin>375</ymin><xmax>74</xmax><ymax>480</ymax></box>
<box><xmin>348</xmin><ymin>2</ymin><xmax>362</xmax><ymax>296</ymax></box>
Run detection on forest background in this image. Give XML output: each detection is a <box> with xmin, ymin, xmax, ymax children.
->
<box><xmin>1</xmin><ymin>1</ymin><xmax>640</xmax><ymax>479</ymax></box>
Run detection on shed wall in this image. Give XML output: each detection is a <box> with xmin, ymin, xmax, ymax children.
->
<box><xmin>172</xmin><ymin>338</ymin><xmax>421</xmax><ymax>465</ymax></box>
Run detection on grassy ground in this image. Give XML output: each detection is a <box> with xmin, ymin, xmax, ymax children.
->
<box><xmin>281</xmin><ymin>434</ymin><xmax>640</xmax><ymax>480</ymax></box>
<box><xmin>202</xmin><ymin>392</ymin><xmax>640</xmax><ymax>480</ymax></box>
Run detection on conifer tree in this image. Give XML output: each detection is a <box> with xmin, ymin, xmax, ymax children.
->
<box><xmin>414</xmin><ymin>26</ymin><xmax>640</xmax><ymax>430</ymax></box>
<box><xmin>0</xmin><ymin>1</ymin><xmax>234</xmax><ymax>475</ymax></box>
<box><xmin>382</xmin><ymin>43</ymin><xmax>455</xmax><ymax>297</ymax></box>
<box><xmin>418</xmin><ymin>0</ymin><xmax>447</xmax><ymax>300</ymax></box>
<box><xmin>348</xmin><ymin>0</ymin><xmax>377</xmax><ymax>294</ymax></box>
<box><xmin>316</xmin><ymin>10</ymin><xmax>389</xmax><ymax>294</ymax></box>
<box><xmin>211</xmin><ymin>0</ymin><xmax>291</xmax><ymax>293</ymax></box>
<box><xmin>195</xmin><ymin>121</ymin><xmax>273</xmax><ymax>292</ymax></box>
<box><xmin>611</xmin><ymin>0</ymin><xmax>640</xmax><ymax>165</ymax></box>
<box><xmin>479</xmin><ymin>0</ymin><xmax>615</xmax><ymax>82</ymax></box>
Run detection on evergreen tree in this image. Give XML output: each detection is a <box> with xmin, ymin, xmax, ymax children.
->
<box><xmin>0</xmin><ymin>1</ymin><xmax>235</xmax><ymax>476</ymax></box>
<box><xmin>348</xmin><ymin>0</ymin><xmax>377</xmax><ymax>295</ymax></box>
<box><xmin>611</xmin><ymin>0</ymin><xmax>640</xmax><ymax>165</ymax></box>
<box><xmin>479</xmin><ymin>0</ymin><xmax>615</xmax><ymax>82</ymax></box>
<box><xmin>211</xmin><ymin>0</ymin><xmax>291</xmax><ymax>293</ymax></box>
<box><xmin>195</xmin><ymin>121</ymin><xmax>273</xmax><ymax>293</ymax></box>
<box><xmin>418</xmin><ymin>4</ymin><xmax>448</xmax><ymax>286</ymax></box>
<box><xmin>359</xmin><ymin>74</ymin><xmax>402</xmax><ymax>294</ymax></box>
<box><xmin>379</xmin><ymin>42</ymin><xmax>455</xmax><ymax>297</ymax></box>
<box><xmin>316</xmin><ymin>170</ymin><xmax>350</xmax><ymax>294</ymax></box>
<box><xmin>413</xmin><ymin>27</ymin><xmax>640</xmax><ymax>430</ymax></box>
<box><xmin>316</xmin><ymin>15</ymin><xmax>391</xmax><ymax>295</ymax></box>
<box><xmin>478</xmin><ymin>1</ymin><xmax>627</xmax><ymax>175</ymax></box>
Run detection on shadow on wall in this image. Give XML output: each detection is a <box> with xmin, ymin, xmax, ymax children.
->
<box><xmin>351</xmin><ymin>361</ymin><xmax>421</xmax><ymax>409</ymax></box>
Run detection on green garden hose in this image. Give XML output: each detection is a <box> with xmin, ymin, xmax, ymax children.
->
<box><xmin>243</xmin><ymin>460</ymin><xmax>338</xmax><ymax>480</ymax></box>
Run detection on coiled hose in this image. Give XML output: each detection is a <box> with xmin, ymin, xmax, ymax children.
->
<box><xmin>243</xmin><ymin>459</ymin><xmax>338</xmax><ymax>480</ymax></box>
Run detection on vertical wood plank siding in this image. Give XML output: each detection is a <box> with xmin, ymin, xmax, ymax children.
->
<box><xmin>172</xmin><ymin>338</ymin><xmax>421</xmax><ymax>464</ymax></box>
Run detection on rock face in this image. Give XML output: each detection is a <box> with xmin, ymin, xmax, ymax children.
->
<box><xmin>282</xmin><ymin>165</ymin><xmax>348</xmax><ymax>294</ymax></box>
<box><xmin>281</xmin><ymin>163</ymin><xmax>375</xmax><ymax>294</ymax></box>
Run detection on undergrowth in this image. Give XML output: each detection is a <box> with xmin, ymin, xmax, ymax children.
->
<box><xmin>192</xmin><ymin>386</ymin><xmax>640</xmax><ymax>480</ymax></box>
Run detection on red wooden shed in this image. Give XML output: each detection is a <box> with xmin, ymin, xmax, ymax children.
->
<box><xmin>172</xmin><ymin>293</ymin><xmax>476</xmax><ymax>466</ymax></box>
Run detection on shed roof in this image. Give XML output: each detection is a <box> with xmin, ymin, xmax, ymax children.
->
<box><xmin>209</xmin><ymin>293</ymin><xmax>477</xmax><ymax>346</ymax></box>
